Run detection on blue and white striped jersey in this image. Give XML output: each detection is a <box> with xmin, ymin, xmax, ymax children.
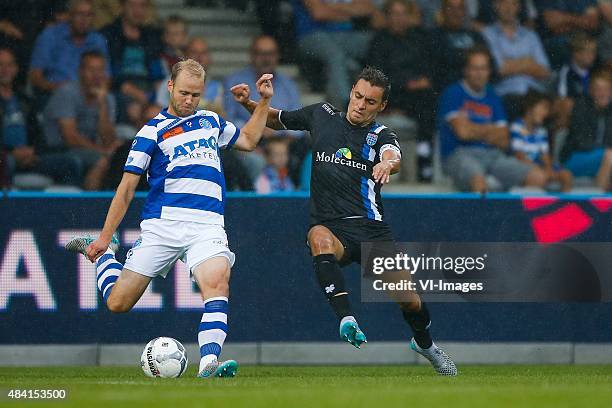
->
<box><xmin>124</xmin><ymin>108</ymin><xmax>240</xmax><ymax>225</ymax></box>
<box><xmin>510</xmin><ymin>119</ymin><xmax>549</xmax><ymax>164</ymax></box>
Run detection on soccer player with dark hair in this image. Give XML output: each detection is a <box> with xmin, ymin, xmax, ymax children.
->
<box><xmin>231</xmin><ymin>66</ymin><xmax>457</xmax><ymax>375</ymax></box>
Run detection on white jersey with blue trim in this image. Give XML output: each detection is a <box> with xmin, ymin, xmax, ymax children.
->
<box><xmin>124</xmin><ymin>108</ymin><xmax>241</xmax><ymax>225</ymax></box>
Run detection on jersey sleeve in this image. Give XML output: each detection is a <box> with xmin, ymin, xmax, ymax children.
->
<box><xmin>509</xmin><ymin>122</ymin><xmax>524</xmax><ymax>153</ymax></box>
<box><xmin>278</xmin><ymin>103</ymin><xmax>320</xmax><ymax>131</ymax></box>
<box><xmin>124</xmin><ymin>125</ymin><xmax>157</xmax><ymax>174</ymax></box>
<box><xmin>490</xmin><ymin>93</ymin><xmax>508</xmax><ymax>127</ymax></box>
<box><xmin>377</xmin><ymin>129</ymin><xmax>402</xmax><ymax>159</ymax></box>
<box><xmin>439</xmin><ymin>86</ymin><xmax>464</xmax><ymax>123</ymax></box>
<box><xmin>217</xmin><ymin>114</ymin><xmax>241</xmax><ymax>150</ymax></box>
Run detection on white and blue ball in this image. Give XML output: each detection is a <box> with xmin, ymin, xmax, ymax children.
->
<box><xmin>141</xmin><ymin>337</ymin><xmax>188</xmax><ymax>378</ymax></box>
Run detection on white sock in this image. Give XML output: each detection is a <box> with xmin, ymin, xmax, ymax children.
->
<box><xmin>340</xmin><ymin>315</ymin><xmax>357</xmax><ymax>327</ymax></box>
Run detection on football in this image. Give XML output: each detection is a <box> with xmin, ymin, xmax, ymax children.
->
<box><xmin>140</xmin><ymin>337</ymin><xmax>188</xmax><ymax>378</ymax></box>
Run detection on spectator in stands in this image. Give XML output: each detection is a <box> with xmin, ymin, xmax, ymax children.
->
<box><xmin>368</xmin><ymin>0</ymin><xmax>436</xmax><ymax>182</ymax></box>
<box><xmin>42</xmin><ymin>51</ymin><xmax>119</xmax><ymax>190</ymax></box>
<box><xmin>256</xmin><ymin>137</ymin><xmax>296</xmax><ymax>194</ymax></box>
<box><xmin>93</xmin><ymin>0</ymin><xmax>158</xmax><ymax>29</ymax></box>
<box><xmin>474</xmin><ymin>0</ymin><xmax>536</xmax><ymax>30</ymax></box>
<box><xmin>29</xmin><ymin>0</ymin><xmax>109</xmax><ymax>103</ymax></box>
<box><xmin>430</xmin><ymin>0</ymin><xmax>489</xmax><ymax>93</ymax></box>
<box><xmin>224</xmin><ymin>34</ymin><xmax>303</xmax><ymax>181</ymax></box>
<box><xmin>554</xmin><ymin>32</ymin><xmax>597</xmax><ymax>99</ymax></box>
<box><xmin>157</xmin><ymin>36</ymin><xmax>224</xmax><ymax>114</ymax></box>
<box><xmin>292</xmin><ymin>0</ymin><xmax>382</xmax><ymax>107</ymax></box>
<box><xmin>101</xmin><ymin>0</ymin><xmax>164</xmax><ymax>122</ymax></box>
<box><xmin>160</xmin><ymin>15</ymin><xmax>188</xmax><ymax>76</ymax></box>
<box><xmin>598</xmin><ymin>1</ymin><xmax>612</xmax><ymax>67</ymax></box>
<box><xmin>551</xmin><ymin>32</ymin><xmax>597</xmax><ymax>130</ymax></box>
<box><xmin>481</xmin><ymin>0</ymin><xmax>550</xmax><ymax>119</ymax></box>
<box><xmin>1</xmin><ymin>48</ymin><xmax>81</xmax><ymax>187</ymax></box>
<box><xmin>438</xmin><ymin>47</ymin><xmax>546</xmax><ymax>192</ymax></box>
<box><xmin>535</xmin><ymin>0</ymin><xmax>600</xmax><ymax>69</ymax></box>
<box><xmin>415</xmin><ymin>0</ymin><xmax>479</xmax><ymax>29</ymax></box>
<box><xmin>510</xmin><ymin>91</ymin><xmax>573</xmax><ymax>191</ymax></box>
<box><xmin>561</xmin><ymin>69</ymin><xmax>612</xmax><ymax>191</ymax></box>
<box><xmin>0</xmin><ymin>0</ymin><xmax>59</xmax><ymax>84</ymax></box>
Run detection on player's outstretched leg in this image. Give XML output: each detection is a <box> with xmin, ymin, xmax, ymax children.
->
<box><xmin>401</xmin><ymin>301</ymin><xmax>457</xmax><ymax>376</ymax></box>
<box><xmin>193</xmin><ymin>257</ymin><xmax>238</xmax><ymax>378</ymax></box>
<box><xmin>309</xmin><ymin>226</ymin><xmax>367</xmax><ymax>349</ymax></box>
<box><xmin>312</xmin><ymin>253</ymin><xmax>367</xmax><ymax>348</ymax></box>
<box><xmin>65</xmin><ymin>233</ymin><xmax>121</xmax><ymax>302</ymax></box>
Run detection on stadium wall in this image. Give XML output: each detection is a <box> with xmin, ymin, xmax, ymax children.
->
<box><xmin>1</xmin><ymin>193</ymin><xmax>611</xmax><ymax>365</ymax></box>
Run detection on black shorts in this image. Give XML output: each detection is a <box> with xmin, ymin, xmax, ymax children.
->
<box><xmin>311</xmin><ymin>217</ymin><xmax>396</xmax><ymax>267</ymax></box>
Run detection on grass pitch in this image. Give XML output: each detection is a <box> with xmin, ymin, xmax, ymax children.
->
<box><xmin>0</xmin><ymin>365</ymin><xmax>610</xmax><ymax>408</ymax></box>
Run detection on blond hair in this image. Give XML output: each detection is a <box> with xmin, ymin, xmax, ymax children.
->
<box><xmin>170</xmin><ymin>59</ymin><xmax>206</xmax><ymax>82</ymax></box>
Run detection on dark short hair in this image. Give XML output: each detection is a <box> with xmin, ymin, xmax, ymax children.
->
<box><xmin>164</xmin><ymin>14</ymin><xmax>187</xmax><ymax>29</ymax></box>
<box><xmin>521</xmin><ymin>90</ymin><xmax>552</xmax><ymax>116</ymax></box>
<box><xmin>354</xmin><ymin>66</ymin><xmax>391</xmax><ymax>102</ymax></box>
<box><xmin>79</xmin><ymin>50</ymin><xmax>106</xmax><ymax>67</ymax></box>
<box><xmin>0</xmin><ymin>47</ymin><xmax>16</xmax><ymax>59</ymax></box>
<box><xmin>590</xmin><ymin>68</ymin><xmax>612</xmax><ymax>85</ymax></box>
<box><xmin>463</xmin><ymin>46</ymin><xmax>492</xmax><ymax>69</ymax></box>
<box><xmin>569</xmin><ymin>31</ymin><xmax>596</xmax><ymax>53</ymax></box>
<box><xmin>250</xmin><ymin>34</ymin><xmax>278</xmax><ymax>53</ymax></box>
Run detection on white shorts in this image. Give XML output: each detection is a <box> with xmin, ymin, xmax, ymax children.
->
<box><xmin>123</xmin><ymin>218</ymin><xmax>235</xmax><ymax>279</ymax></box>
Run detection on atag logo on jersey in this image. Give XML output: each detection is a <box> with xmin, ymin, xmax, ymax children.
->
<box><xmin>172</xmin><ymin>137</ymin><xmax>219</xmax><ymax>159</ymax></box>
<box><xmin>199</xmin><ymin>118</ymin><xmax>212</xmax><ymax>130</ymax></box>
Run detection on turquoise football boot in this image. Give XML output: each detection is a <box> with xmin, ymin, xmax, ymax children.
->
<box><xmin>339</xmin><ymin>319</ymin><xmax>367</xmax><ymax>349</ymax></box>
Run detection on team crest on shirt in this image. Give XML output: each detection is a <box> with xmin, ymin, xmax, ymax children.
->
<box><xmin>366</xmin><ymin>132</ymin><xmax>378</xmax><ymax>146</ymax></box>
<box><xmin>199</xmin><ymin>118</ymin><xmax>212</xmax><ymax>130</ymax></box>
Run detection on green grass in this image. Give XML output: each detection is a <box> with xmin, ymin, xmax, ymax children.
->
<box><xmin>0</xmin><ymin>365</ymin><xmax>610</xmax><ymax>408</ymax></box>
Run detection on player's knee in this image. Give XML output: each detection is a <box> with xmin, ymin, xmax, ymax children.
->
<box><xmin>200</xmin><ymin>269</ymin><xmax>230</xmax><ymax>294</ymax></box>
<box><xmin>204</xmin><ymin>278</ymin><xmax>229</xmax><ymax>294</ymax></box>
<box><xmin>106</xmin><ymin>294</ymin><xmax>133</xmax><ymax>314</ymax></box>
<box><xmin>308</xmin><ymin>227</ymin><xmax>335</xmax><ymax>254</ymax></box>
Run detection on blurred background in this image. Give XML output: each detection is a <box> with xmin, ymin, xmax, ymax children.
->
<box><xmin>2</xmin><ymin>0</ymin><xmax>612</xmax><ymax>195</ymax></box>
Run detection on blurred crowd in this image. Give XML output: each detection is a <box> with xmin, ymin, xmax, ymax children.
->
<box><xmin>1</xmin><ymin>0</ymin><xmax>611</xmax><ymax>193</ymax></box>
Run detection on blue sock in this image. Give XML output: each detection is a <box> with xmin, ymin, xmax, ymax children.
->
<box><xmin>95</xmin><ymin>248</ymin><xmax>122</xmax><ymax>303</ymax></box>
<box><xmin>198</xmin><ymin>296</ymin><xmax>228</xmax><ymax>371</ymax></box>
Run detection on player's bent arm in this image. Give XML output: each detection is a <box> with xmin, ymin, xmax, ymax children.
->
<box><xmin>240</xmin><ymin>99</ymin><xmax>285</xmax><ymax>131</ymax></box>
<box><xmin>382</xmin><ymin>150</ymin><xmax>401</xmax><ymax>175</ymax></box>
<box><xmin>232</xmin><ymin>97</ymin><xmax>273</xmax><ymax>151</ymax></box>
<box><xmin>98</xmin><ymin>172</ymin><xmax>141</xmax><ymax>244</ymax></box>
